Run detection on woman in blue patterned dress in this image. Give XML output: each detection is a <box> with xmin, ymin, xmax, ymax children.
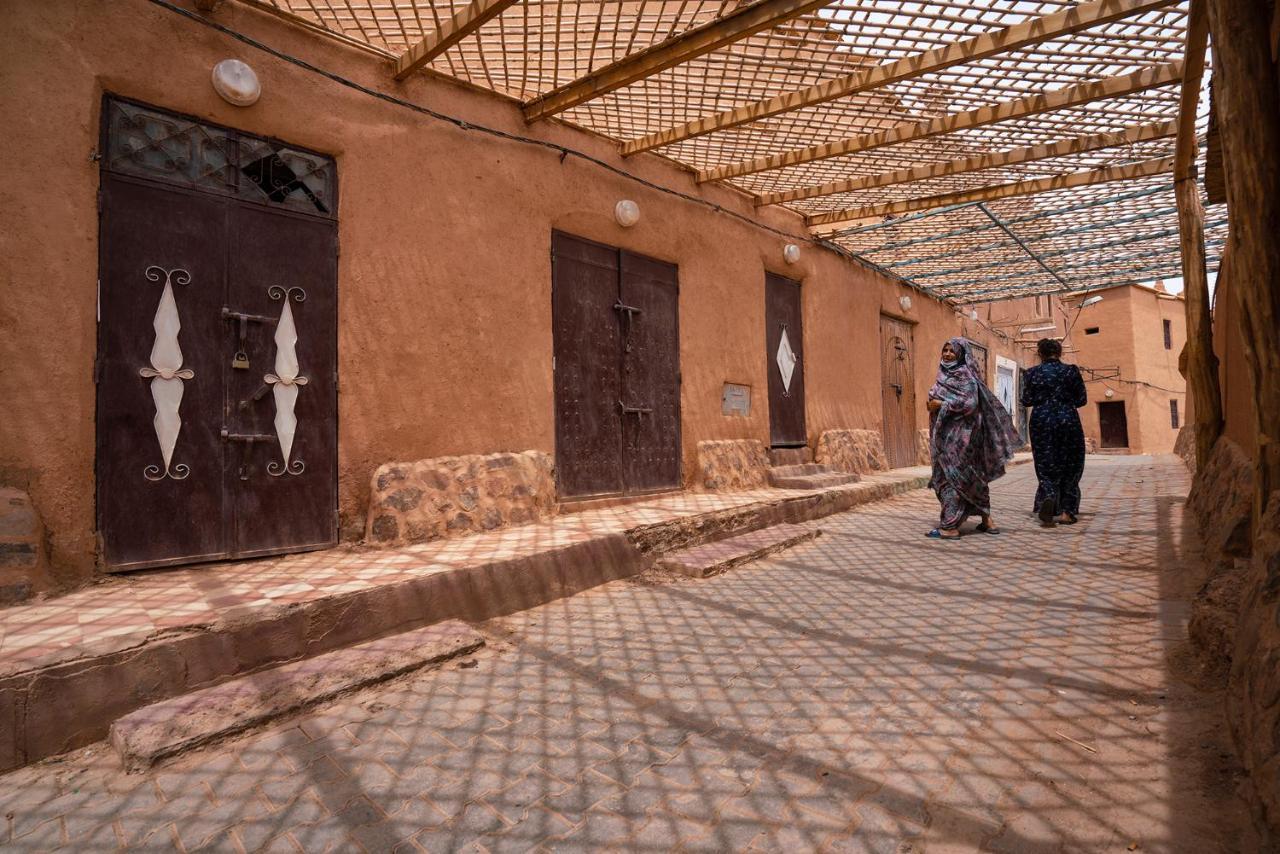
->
<box><xmin>1020</xmin><ymin>338</ymin><xmax>1088</xmax><ymax>526</ymax></box>
<box><xmin>925</xmin><ymin>338</ymin><xmax>1021</xmax><ymax>540</ymax></box>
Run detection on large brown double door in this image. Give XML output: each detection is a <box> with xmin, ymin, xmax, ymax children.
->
<box><xmin>96</xmin><ymin>98</ymin><xmax>338</xmax><ymax>570</ymax></box>
<box><xmin>551</xmin><ymin>232</ymin><xmax>680</xmax><ymax>498</ymax></box>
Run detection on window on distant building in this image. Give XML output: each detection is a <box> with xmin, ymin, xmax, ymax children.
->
<box><xmin>1163</xmin><ymin>319</ymin><xmax>1172</xmax><ymax>349</ymax></box>
<box><xmin>1085</xmin><ymin>327</ymin><xmax>1100</xmax><ymax>335</ymax></box>
<box><xmin>1170</xmin><ymin>399</ymin><xmax>1180</xmax><ymax>429</ymax></box>
<box><xmin>1034</xmin><ymin>294</ymin><xmax>1049</xmax><ymax>318</ymax></box>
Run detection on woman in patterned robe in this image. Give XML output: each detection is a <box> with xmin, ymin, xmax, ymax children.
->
<box><xmin>925</xmin><ymin>338</ymin><xmax>1021</xmax><ymax>539</ymax></box>
<box><xmin>1019</xmin><ymin>338</ymin><xmax>1088</xmax><ymax>526</ymax></box>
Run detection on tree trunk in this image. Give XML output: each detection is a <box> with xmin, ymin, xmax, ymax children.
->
<box><xmin>1206</xmin><ymin>0</ymin><xmax>1280</xmax><ymax>522</ymax></box>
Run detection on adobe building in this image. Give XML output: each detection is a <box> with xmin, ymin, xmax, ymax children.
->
<box><xmin>0</xmin><ymin>0</ymin><xmax>1042</xmax><ymax>596</ymax></box>
<box><xmin>1066</xmin><ymin>282</ymin><xmax>1188</xmax><ymax>454</ymax></box>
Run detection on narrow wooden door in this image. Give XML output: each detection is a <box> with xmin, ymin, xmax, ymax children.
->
<box><xmin>619</xmin><ymin>251</ymin><xmax>680</xmax><ymax>493</ymax></box>
<box><xmin>880</xmin><ymin>315</ymin><xmax>918</xmax><ymax>468</ymax></box>
<box><xmin>552</xmin><ymin>233</ymin><xmax>625</xmax><ymax>497</ymax></box>
<box><xmin>1098</xmin><ymin>401</ymin><xmax>1130</xmax><ymax>448</ymax></box>
<box><xmin>765</xmin><ymin>273</ymin><xmax>806</xmax><ymax>447</ymax></box>
<box><xmin>226</xmin><ymin>206</ymin><xmax>338</xmax><ymax>557</ymax></box>
<box><xmin>97</xmin><ymin>177</ymin><xmax>231</xmax><ymax>569</ymax></box>
<box><xmin>967</xmin><ymin>342</ymin><xmax>989</xmax><ymax>386</ymax></box>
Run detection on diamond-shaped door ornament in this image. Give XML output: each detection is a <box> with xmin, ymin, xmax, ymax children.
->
<box><xmin>138</xmin><ymin>266</ymin><xmax>194</xmax><ymax>481</ymax></box>
<box><xmin>776</xmin><ymin>326</ymin><xmax>797</xmax><ymax>393</ymax></box>
<box><xmin>264</xmin><ymin>286</ymin><xmax>309</xmax><ymax>476</ymax></box>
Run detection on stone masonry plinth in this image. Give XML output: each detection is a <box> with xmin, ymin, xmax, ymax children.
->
<box><xmin>696</xmin><ymin>439</ymin><xmax>769</xmax><ymax>492</ymax></box>
<box><xmin>815</xmin><ymin>429</ymin><xmax>887</xmax><ymax>474</ymax></box>
<box><xmin>365</xmin><ymin>451</ymin><xmax>556</xmax><ymax>545</ymax></box>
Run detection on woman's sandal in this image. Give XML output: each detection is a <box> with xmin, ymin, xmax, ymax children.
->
<box><xmin>1055</xmin><ymin>512</ymin><xmax>1078</xmax><ymax>525</ymax></box>
<box><xmin>926</xmin><ymin>528</ymin><xmax>961</xmax><ymax>540</ymax></box>
<box><xmin>975</xmin><ymin>521</ymin><xmax>1001</xmax><ymax>535</ymax></box>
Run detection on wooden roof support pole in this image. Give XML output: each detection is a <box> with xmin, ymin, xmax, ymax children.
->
<box><xmin>1206</xmin><ymin>0</ymin><xmax>1280</xmax><ymax>522</ymax></box>
<box><xmin>394</xmin><ymin>0</ymin><xmax>520</xmax><ymax>80</ymax></box>
<box><xmin>622</xmin><ymin>0</ymin><xmax>1180</xmax><ymax>156</ymax></box>
<box><xmin>699</xmin><ymin>61</ymin><xmax>1184</xmax><ymax>183</ymax></box>
<box><xmin>758</xmin><ymin>120</ymin><xmax>1177</xmax><ymax>207</ymax></box>
<box><xmin>521</xmin><ymin>0</ymin><xmax>833</xmax><ymax>122</ymax></box>
<box><xmin>1173</xmin><ymin>0</ymin><xmax>1222</xmax><ymax>470</ymax></box>
<box><xmin>807</xmin><ymin>157</ymin><xmax>1175</xmax><ymax>232</ymax></box>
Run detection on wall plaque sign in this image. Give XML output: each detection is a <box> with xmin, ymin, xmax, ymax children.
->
<box><xmin>722</xmin><ymin>383</ymin><xmax>751</xmax><ymax>416</ymax></box>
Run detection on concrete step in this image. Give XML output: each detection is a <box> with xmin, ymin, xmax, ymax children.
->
<box><xmin>768</xmin><ymin>447</ymin><xmax>812</xmax><ymax>466</ymax></box>
<box><xmin>769</xmin><ymin>463</ymin><xmax>827</xmax><ymax>478</ymax></box>
<box><xmin>658</xmin><ymin>523</ymin><xmax>821</xmax><ymax>578</ymax></box>
<box><xmin>771</xmin><ymin>471</ymin><xmax>862</xmax><ymax>490</ymax></box>
<box><xmin>109</xmin><ymin>621</ymin><xmax>483</xmax><ymax>771</ymax></box>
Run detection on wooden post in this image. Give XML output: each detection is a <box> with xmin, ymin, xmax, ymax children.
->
<box><xmin>1206</xmin><ymin>0</ymin><xmax>1280</xmax><ymax>520</ymax></box>
<box><xmin>1174</xmin><ymin>0</ymin><xmax>1223</xmax><ymax>469</ymax></box>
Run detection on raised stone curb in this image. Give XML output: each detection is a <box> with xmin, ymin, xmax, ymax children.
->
<box><xmin>109</xmin><ymin>621</ymin><xmax>483</xmax><ymax>771</ymax></box>
<box><xmin>659</xmin><ymin>524</ymin><xmax>821</xmax><ymax>578</ymax></box>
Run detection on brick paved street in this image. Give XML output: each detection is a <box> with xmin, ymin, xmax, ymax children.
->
<box><xmin>0</xmin><ymin>456</ymin><xmax>1244</xmax><ymax>852</ymax></box>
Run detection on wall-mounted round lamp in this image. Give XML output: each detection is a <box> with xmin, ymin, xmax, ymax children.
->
<box><xmin>1104</xmin><ymin>388</ymin><xmax>1115</xmax><ymax>399</ymax></box>
<box><xmin>614</xmin><ymin>200</ymin><xmax>640</xmax><ymax>228</ymax></box>
<box><xmin>969</xmin><ymin>309</ymin><xmax>979</xmax><ymax>320</ymax></box>
<box><xmin>783</xmin><ymin>244</ymin><xmax>801</xmax><ymax>265</ymax></box>
<box><xmin>899</xmin><ymin>295</ymin><xmax>912</xmax><ymax>311</ymax></box>
<box><xmin>211</xmin><ymin>59</ymin><xmax>260</xmax><ymax>107</ymax></box>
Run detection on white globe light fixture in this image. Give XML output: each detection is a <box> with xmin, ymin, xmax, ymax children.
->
<box><xmin>899</xmin><ymin>295</ymin><xmax>912</xmax><ymax>311</ymax></box>
<box><xmin>211</xmin><ymin>59</ymin><xmax>261</xmax><ymax>107</ymax></box>
<box><xmin>614</xmin><ymin>200</ymin><xmax>640</xmax><ymax>227</ymax></box>
<box><xmin>783</xmin><ymin>244</ymin><xmax>801</xmax><ymax>265</ymax></box>
<box><xmin>1105</xmin><ymin>388</ymin><xmax>1115</xmax><ymax>399</ymax></box>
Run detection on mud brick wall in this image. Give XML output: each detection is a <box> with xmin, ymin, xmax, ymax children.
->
<box><xmin>365</xmin><ymin>452</ymin><xmax>556</xmax><ymax>545</ymax></box>
<box><xmin>696</xmin><ymin>440</ymin><xmax>769</xmax><ymax>492</ymax></box>
<box><xmin>815</xmin><ymin>429</ymin><xmax>887</xmax><ymax>474</ymax></box>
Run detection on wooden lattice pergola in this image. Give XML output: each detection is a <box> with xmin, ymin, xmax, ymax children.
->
<box><xmin>237</xmin><ymin>0</ymin><xmax>1219</xmax><ymax>304</ymax></box>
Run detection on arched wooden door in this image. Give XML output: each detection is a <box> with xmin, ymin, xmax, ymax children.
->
<box><xmin>880</xmin><ymin>315</ymin><xmax>918</xmax><ymax>468</ymax></box>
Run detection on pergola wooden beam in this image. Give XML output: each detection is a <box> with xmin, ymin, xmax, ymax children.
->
<box><xmin>758</xmin><ymin>120</ymin><xmax>1177</xmax><ymax>206</ymax></box>
<box><xmin>1173</xmin><ymin>0</ymin><xmax>1222</xmax><ymax>468</ymax></box>
<box><xmin>699</xmin><ymin>61</ymin><xmax>1183</xmax><ymax>183</ymax></box>
<box><xmin>394</xmin><ymin>0</ymin><xmax>520</xmax><ymax>81</ymax></box>
<box><xmin>807</xmin><ymin>156</ymin><xmax>1175</xmax><ymax>231</ymax></box>
<box><xmin>622</xmin><ymin>0</ymin><xmax>1180</xmax><ymax>156</ymax></box>
<box><xmin>521</xmin><ymin>0</ymin><xmax>832</xmax><ymax>122</ymax></box>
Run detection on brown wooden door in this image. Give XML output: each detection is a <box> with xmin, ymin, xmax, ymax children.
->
<box><xmin>97</xmin><ymin>178</ymin><xmax>338</xmax><ymax>571</ymax></box>
<box><xmin>967</xmin><ymin>342</ymin><xmax>989</xmax><ymax>387</ymax></box>
<box><xmin>1098</xmin><ymin>401</ymin><xmax>1130</xmax><ymax>448</ymax></box>
<box><xmin>552</xmin><ymin>233</ymin><xmax>625</xmax><ymax>497</ymax></box>
<box><xmin>765</xmin><ymin>273</ymin><xmax>806</xmax><ymax>447</ymax></box>
<box><xmin>880</xmin><ymin>315</ymin><xmax>918</xmax><ymax>468</ymax></box>
<box><xmin>226</xmin><ymin>206</ymin><xmax>338</xmax><ymax>557</ymax></box>
<box><xmin>97</xmin><ymin>177</ymin><xmax>232</xmax><ymax>569</ymax></box>
<box><xmin>620</xmin><ymin>251</ymin><xmax>680</xmax><ymax>493</ymax></box>
<box><xmin>551</xmin><ymin>232</ymin><xmax>680</xmax><ymax>498</ymax></box>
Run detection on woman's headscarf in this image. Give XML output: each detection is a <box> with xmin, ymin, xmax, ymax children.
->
<box><xmin>929</xmin><ymin>337</ymin><xmax>1021</xmax><ymax>487</ymax></box>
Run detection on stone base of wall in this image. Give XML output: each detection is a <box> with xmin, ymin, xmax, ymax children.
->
<box><xmin>696</xmin><ymin>440</ymin><xmax>769</xmax><ymax>492</ymax></box>
<box><xmin>815</xmin><ymin>429</ymin><xmax>885</xmax><ymax>474</ymax></box>
<box><xmin>365</xmin><ymin>452</ymin><xmax>556</xmax><ymax>545</ymax></box>
<box><xmin>1188</xmin><ymin>437</ymin><xmax>1254</xmax><ymax>564</ymax></box>
<box><xmin>0</xmin><ymin>487</ymin><xmax>47</xmax><ymax>605</ymax></box>
<box><xmin>915</xmin><ymin>428</ymin><xmax>932</xmax><ymax>467</ymax></box>
<box><xmin>1228</xmin><ymin>491</ymin><xmax>1280</xmax><ymax>848</ymax></box>
<box><xmin>1173</xmin><ymin>424</ymin><xmax>1197</xmax><ymax>475</ymax></box>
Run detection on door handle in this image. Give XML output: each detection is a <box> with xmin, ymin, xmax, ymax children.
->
<box><xmin>221</xmin><ymin>428</ymin><xmax>276</xmax><ymax>480</ymax></box>
<box><xmin>221</xmin><ymin>306</ymin><xmax>277</xmax><ymax>370</ymax></box>
<box><xmin>613</xmin><ymin>301</ymin><xmax>643</xmax><ymax>316</ymax></box>
<box><xmin>618</xmin><ymin>400</ymin><xmax>653</xmax><ymax>416</ymax></box>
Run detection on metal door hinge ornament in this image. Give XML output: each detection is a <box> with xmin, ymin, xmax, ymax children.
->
<box><xmin>265</xmin><ymin>286</ymin><xmax>308</xmax><ymax>476</ymax></box>
<box><xmin>139</xmin><ymin>266</ymin><xmax>195</xmax><ymax>481</ymax></box>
